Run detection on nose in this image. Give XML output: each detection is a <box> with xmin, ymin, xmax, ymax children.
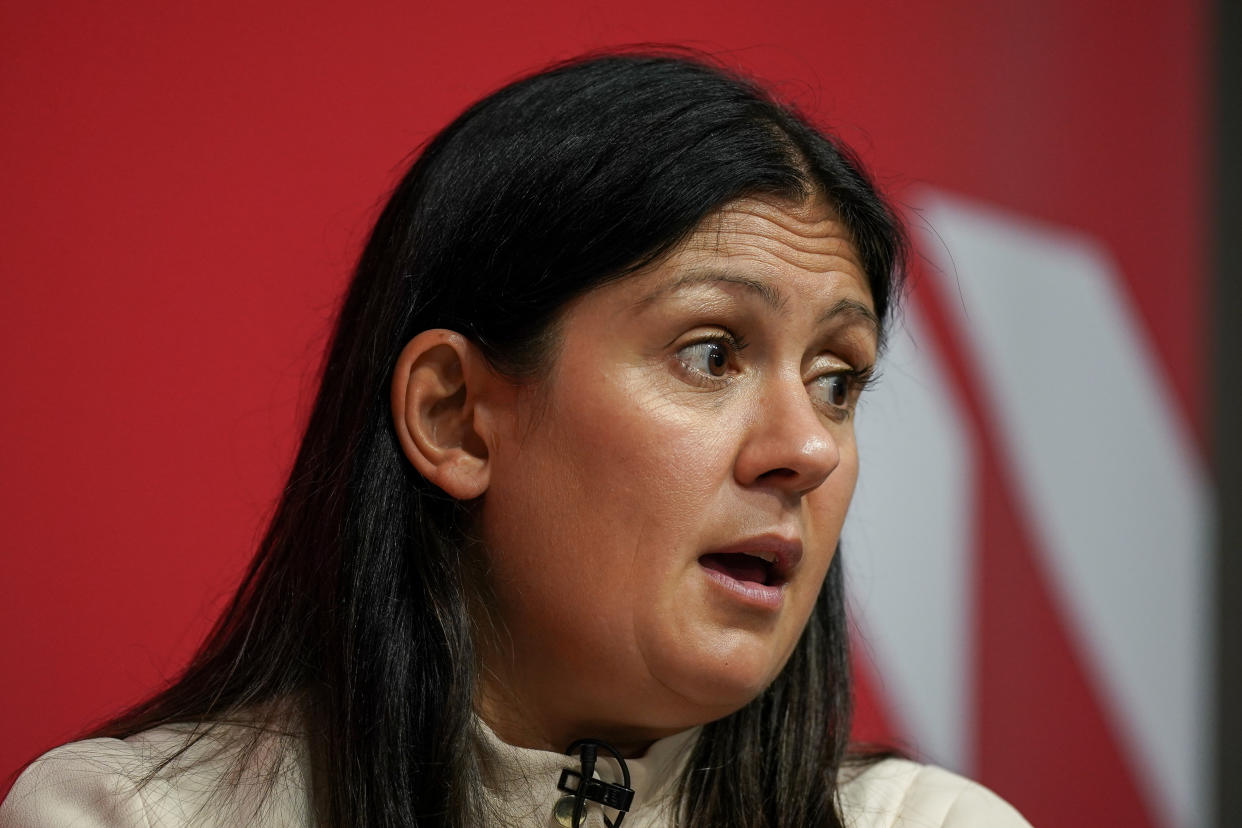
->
<box><xmin>733</xmin><ymin>371</ymin><xmax>840</xmax><ymax>498</ymax></box>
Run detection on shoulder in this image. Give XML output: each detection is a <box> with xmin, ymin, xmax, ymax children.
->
<box><xmin>0</xmin><ymin>726</ymin><xmax>312</xmax><ymax>827</ymax></box>
<box><xmin>837</xmin><ymin>758</ymin><xmax>1032</xmax><ymax>828</ymax></box>
<box><xmin>1</xmin><ymin>737</ymin><xmax>152</xmax><ymax>827</ymax></box>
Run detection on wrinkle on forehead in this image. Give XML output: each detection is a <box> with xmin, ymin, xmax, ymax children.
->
<box><xmin>683</xmin><ymin>194</ymin><xmax>864</xmax><ymax>277</ymax></box>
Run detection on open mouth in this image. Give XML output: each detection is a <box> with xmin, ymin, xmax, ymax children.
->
<box><xmin>696</xmin><ymin>535</ymin><xmax>800</xmax><ymax>609</ymax></box>
<box><xmin>698</xmin><ymin>552</ymin><xmax>785</xmax><ymax>587</ymax></box>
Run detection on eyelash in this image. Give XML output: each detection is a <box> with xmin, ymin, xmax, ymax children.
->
<box><xmin>810</xmin><ymin>365</ymin><xmax>876</xmax><ymax>421</ymax></box>
<box><xmin>675</xmin><ymin>331</ymin><xmax>750</xmax><ymax>382</ymax></box>
<box><xmin>673</xmin><ymin>331</ymin><xmax>875</xmax><ymax>419</ymax></box>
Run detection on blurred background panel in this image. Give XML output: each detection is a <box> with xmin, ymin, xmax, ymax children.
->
<box><xmin>1</xmin><ymin>1</ymin><xmax>1223</xmax><ymax>825</ymax></box>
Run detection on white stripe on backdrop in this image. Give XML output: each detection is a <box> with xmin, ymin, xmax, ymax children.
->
<box><xmin>845</xmin><ymin>189</ymin><xmax>1212</xmax><ymax>828</ymax></box>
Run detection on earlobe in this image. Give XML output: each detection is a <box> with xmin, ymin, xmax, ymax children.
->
<box><xmin>391</xmin><ymin>330</ymin><xmax>495</xmax><ymax>500</ymax></box>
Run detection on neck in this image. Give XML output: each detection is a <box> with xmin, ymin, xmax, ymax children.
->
<box><xmin>477</xmin><ymin>680</ymin><xmax>686</xmax><ymax>758</ymax></box>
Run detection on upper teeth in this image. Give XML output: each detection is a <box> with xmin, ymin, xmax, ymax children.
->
<box><xmin>751</xmin><ymin>550</ymin><xmax>777</xmax><ymax>564</ymax></box>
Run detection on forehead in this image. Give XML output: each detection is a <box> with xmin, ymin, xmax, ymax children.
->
<box><xmin>629</xmin><ymin>193</ymin><xmax>875</xmax><ymax>317</ymax></box>
<box><xmin>682</xmin><ymin>194</ymin><xmax>866</xmax><ymax>280</ymax></box>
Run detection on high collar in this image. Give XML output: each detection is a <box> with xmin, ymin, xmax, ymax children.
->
<box><xmin>475</xmin><ymin>719</ymin><xmax>701</xmax><ymax>828</ymax></box>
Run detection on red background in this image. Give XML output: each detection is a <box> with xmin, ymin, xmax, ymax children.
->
<box><xmin>0</xmin><ymin>2</ymin><xmax>1206</xmax><ymax>826</ymax></box>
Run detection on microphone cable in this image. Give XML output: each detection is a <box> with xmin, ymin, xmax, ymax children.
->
<box><xmin>559</xmin><ymin>737</ymin><xmax>635</xmax><ymax>827</ymax></box>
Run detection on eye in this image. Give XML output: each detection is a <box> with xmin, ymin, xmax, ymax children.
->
<box><xmin>679</xmin><ymin>341</ymin><xmax>731</xmax><ymax>377</ymax></box>
<box><xmin>813</xmin><ymin>373</ymin><xmax>851</xmax><ymax>408</ymax></box>
<box><xmin>809</xmin><ymin>366</ymin><xmax>874</xmax><ymax>418</ymax></box>
<box><xmin>675</xmin><ymin>333</ymin><xmax>745</xmax><ymax>381</ymax></box>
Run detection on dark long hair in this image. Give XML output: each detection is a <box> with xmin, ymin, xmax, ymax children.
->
<box><xmin>91</xmin><ymin>49</ymin><xmax>907</xmax><ymax>827</ymax></box>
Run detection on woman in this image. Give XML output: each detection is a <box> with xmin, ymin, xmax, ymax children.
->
<box><xmin>1</xmin><ymin>50</ymin><xmax>1030</xmax><ymax>827</ymax></box>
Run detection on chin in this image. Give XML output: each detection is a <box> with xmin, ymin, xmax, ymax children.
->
<box><xmin>647</xmin><ymin>636</ymin><xmax>789</xmax><ymax>723</ymax></box>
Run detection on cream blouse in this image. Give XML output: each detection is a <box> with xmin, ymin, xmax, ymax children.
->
<box><xmin>0</xmin><ymin>722</ymin><xmax>1032</xmax><ymax>827</ymax></box>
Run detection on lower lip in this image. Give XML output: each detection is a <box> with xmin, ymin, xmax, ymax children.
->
<box><xmin>699</xmin><ymin>564</ymin><xmax>785</xmax><ymax>610</ymax></box>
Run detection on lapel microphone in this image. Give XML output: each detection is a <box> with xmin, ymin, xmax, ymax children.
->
<box><xmin>559</xmin><ymin>738</ymin><xmax>635</xmax><ymax>828</ymax></box>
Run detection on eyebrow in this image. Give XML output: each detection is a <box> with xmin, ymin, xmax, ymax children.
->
<box><xmin>638</xmin><ymin>270</ymin><xmax>786</xmax><ymax>311</ymax></box>
<box><xmin>637</xmin><ymin>270</ymin><xmax>881</xmax><ymax>337</ymax></box>
<box><xmin>819</xmin><ymin>297</ymin><xmax>881</xmax><ymax>337</ymax></box>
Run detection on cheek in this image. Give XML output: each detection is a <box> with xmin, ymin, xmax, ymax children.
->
<box><xmin>536</xmin><ymin>372</ymin><xmax>736</xmax><ymax>537</ymax></box>
<box><xmin>804</xmin><ymin>441</ymin><xmax>858</xmax><ymax>563</ymax></box>
<box><xmin>479</xmin><ymin>370</ymin><xmax>736</xmax><ymax>618</ymax></box>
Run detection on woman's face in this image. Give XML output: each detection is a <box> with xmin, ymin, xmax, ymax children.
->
<box><xmin>476</xmin><ymin>193</ymin><xmax>879</xmax><ymax>752</ymax></box>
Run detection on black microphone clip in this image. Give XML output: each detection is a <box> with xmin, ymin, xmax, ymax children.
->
<box><xmin>557</xmin><ymin>768</ymin><xmax>635</xmax><ymax>811</ymax></box>
<box><xmin>559</xmin><ymin>738</ymin><xmax>635</xmax><ymax>827</ymax></box>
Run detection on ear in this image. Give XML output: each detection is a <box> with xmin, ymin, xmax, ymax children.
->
<box><xmin>391</xmin><ymin>329</ymin><xmax>502</xmax><ymax>500</ymax></box>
